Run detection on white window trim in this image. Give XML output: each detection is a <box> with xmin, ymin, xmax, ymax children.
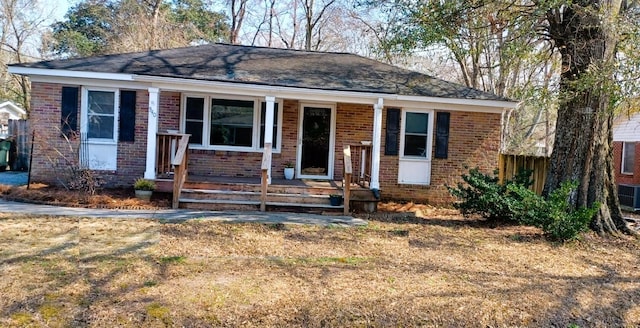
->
<box><xmin>622</xmin><ymin>141</ymin><xmax>635</xmax><ymax>175</ymax></box>
<box><xmin>80</xmin><ymin>86</ymin><xmax>119</xmax><ymax>144</ymax></box>
<box><xmin>398</xmin><ymin>108</ymin><xmax>434</xmax><ymax>185</ymax></box>
<box><xmin>180</xmin><ymin>93</ymin><xmax>283</xmax><ymax>153</ymax></box>
<box><xmin>399</xmin><ymin>108</ymin><xmax>435</xmax><ymax>161</ymax></box>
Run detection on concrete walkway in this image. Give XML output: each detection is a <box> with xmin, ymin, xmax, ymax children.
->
<box><xmin>0</xmin><ymin>199</ymin><xmax>367</xmax><ymax>226</ymax></box>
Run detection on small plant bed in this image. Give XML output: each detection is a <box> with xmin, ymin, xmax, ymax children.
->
<box><xmin>0</xmin><ymin>183</ymin><xmax>170</xmax><ymax>209</ymax></box>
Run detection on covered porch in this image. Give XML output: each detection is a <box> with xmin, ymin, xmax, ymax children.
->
<box><xmin>151</xmin><ymin>130</ymin><xmax>379</xmax><ymax>214</ymax></box>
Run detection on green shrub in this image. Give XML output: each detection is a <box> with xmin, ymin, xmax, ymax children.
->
<box><xmin>510</xmin><ymin>181</ymin><xmax>598</xmax><ymax>242</ymax></box>
<box><xmin>133</xmin><ymin>178</ymin><xmax>156</xmax><ymax>191</ymax></box>
<box><xmin>449</xmin><ymin>168</ymin><xmax>597</xmax><ymax>242</ymax></box>
<box><xmin>447</xmin><ymin>167</ymin><xmax>532</xmax><ymax>221</ymax></box>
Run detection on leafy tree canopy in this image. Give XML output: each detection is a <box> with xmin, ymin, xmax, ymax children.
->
<box><xmin>50</xmin><ymin>0</ymin><xmax>229</xmax><ymax>58</ymax></box>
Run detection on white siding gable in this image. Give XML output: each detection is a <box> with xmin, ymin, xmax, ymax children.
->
<box><xmin>613</xmin><ymin>113</ymin><xmax>640</xmax><ymax>142</ymax></box>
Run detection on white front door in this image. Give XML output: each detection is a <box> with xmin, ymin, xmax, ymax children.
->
<box><xmin>297</xmin><ymin>103</ymin><xmax>336</xmax><ymax>179</ymax></box>
<box><xmin>81</xmin><ymin>87</ymin><xmax>119</xmax><ymax>170</ymax></box>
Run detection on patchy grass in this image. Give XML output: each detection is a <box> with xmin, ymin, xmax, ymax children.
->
<box><xmin>0</xmin><ymin>213</ymin><xmax>639</xmax><ymax>327</ymax></box>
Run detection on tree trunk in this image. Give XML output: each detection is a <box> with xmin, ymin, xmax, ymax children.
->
<box><xmin>544</xmin><ymin>1</ymin><xmax>634</xmax><ymax>235</ymax></box>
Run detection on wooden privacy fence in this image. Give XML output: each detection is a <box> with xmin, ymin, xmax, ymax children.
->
<box><xmin>498</xmin><ymin>154</ymin><xmax>550</xmax><ymax>195</ymax></box>
<box><xmin>8</xmin><ymin>119</ymin><xmax>28</xmax><ymax>171</ymax></box>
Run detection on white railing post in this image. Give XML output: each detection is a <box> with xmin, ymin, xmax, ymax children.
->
<box><xmin>370</xmin><ymin>98</ymin><xmax>383</xmax><ymax>190</ymax></box>
<box><xmin>144</xmin><ymin>87</ymin><xmax>160</xmax><ymax>179</ymax></box>
<box><xmin>264</xmin><ymin>96</ymin><xmax>275</xmax><ymax>184</ymax></box>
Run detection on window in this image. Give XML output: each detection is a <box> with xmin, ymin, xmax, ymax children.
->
<box><xmin>182</xmin><ymin>95</ymin><xmax>282</xmax><ymax>152</ymax></box>
<box><xmin>210</xmin><ymin>99</ymin><xmax>254</xmax><ymax>147</ymax></box>
<box><xmin>622</xmin><ymin>142</ymin><xmax>635</xmax><ymax>174</ymax></box>
<box><xmin>185</xmin><ymin>97</ymin><xmax>204</xmax><ymax>145</ymax></box>
<box><xmin>87</xmin><ymin>90</ymin><xmax>116</xmax><ymax>140</ymax></box>
<box><xmin>403</xmin><ymin>112</ymin><xmax>430</xmax><ymax>157</ymax></box>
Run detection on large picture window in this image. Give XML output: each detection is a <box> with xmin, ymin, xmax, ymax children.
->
<box><xmin>87</xmin><ymin>90</ymin><xmax>116</xmax><ymax>140</ymax></box>
<box><xmin>622</xmin><ymin>142</ymin><xmax>635</xmax><ymax>175</ymax></box>
<box><xmin>182</xmin><ymin>95</ymin><xmax>282</xmax><ymax>152</ymax></box>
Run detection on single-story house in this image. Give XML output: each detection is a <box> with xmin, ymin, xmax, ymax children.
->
<box><xmin>613</xmin><ymin>112</ymin><xmax>640</xmax><ymax>210</ymax></box>
<box><xmin>8</xmin><ymin>43</ymin><xmax>518</xmax><ymax>212</ymax></box>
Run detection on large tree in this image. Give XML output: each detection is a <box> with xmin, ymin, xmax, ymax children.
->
<box><xmin>377</xmin><ymin>0</ymin><xmax>640</xmax><ymax>235</ymax></box>
<box><xmin>544</xmin><ymin>0</ymin><xmax>638</xmax><ymax>235</ymax></box>
<box><xmin>0</xmin><ymin>0</ymin><xmax>53</xmax><ymax>110</ymax></box>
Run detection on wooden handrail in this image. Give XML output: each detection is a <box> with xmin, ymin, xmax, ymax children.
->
<box><xmin>260</xmin><ymin>143</ymin><xmax>272</xmax><ymax>211</ymax></box>
<box><xmin>343</xmin><ymin>145</ymin><xmax>352</xmax><ymax>215</ymax></box>
<box><xmin>171</xmin><ymin>134</ymin><xmax>190</xmax><ymax>209</ymax></box>
<box><xmin>348</xmin><ymin>144</ymin><xmax>372</xmax><ymax>187</ymax></box>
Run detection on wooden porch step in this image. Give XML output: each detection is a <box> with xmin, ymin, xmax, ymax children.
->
<box><xmin>180</xmin><ymin>188</ymin><xmax>336</xmax><ymax>206</ymax></box>
<box><xmin>178</xmin><ymin>198</ymin><xmax>261</xmax><ymax>206</ymax></box>
<box><xmin>266</xmin><ymin>202</ymin><xmax>343</xmax><ymax>209</ymax></box>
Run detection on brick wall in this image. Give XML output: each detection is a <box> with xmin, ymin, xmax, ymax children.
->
<box><xmin>613</xmin><ymin>141</ymin><xmax>640</xmax><ymax>185</ymax></box>
<box><xmin>29</xmin><ymin>82</ymin><xmax>150</xmax><ymax>187</ymax></box>
<box><xmin>379</xmin><ymin>109</ymin><xmax>501</xmax><ymax>204</ymax></box>
<box><xmin>29</xmin><ymin>82</ymin><xmax>80</xmax><ymax>185</ymax></box>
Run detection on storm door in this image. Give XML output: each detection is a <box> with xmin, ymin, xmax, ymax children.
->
<box><xmin>297</xmin><ymin>104</ymin><xmax>336</xmax><ymax>179</ymax></box>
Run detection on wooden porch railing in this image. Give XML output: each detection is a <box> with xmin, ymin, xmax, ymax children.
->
<box><xmin>171</xmin><ymin>135</ymin><xmax>190</xmax><ymax>209</ymax></box>
<box><xmin>260</xmin><ymin>143</ymin><xmax>272</xmax><ymax>211</ymax></box>
<box><xmin>157</xmin><ymin>132</ymin><xmax>190</xmax><ymax>209</ymax></box>
<box><xmin>343</xmin><ymin>145</ymin><xmax>352</xmax><ymax>215</ymax></box>
<box><xmin>348</xmin><ymin>144</ymin><xmax>372</xmax><ymax>188</ymax></box>
<box><xmin>156</xmin><ymin>132</ymin><xmax>190</xmax><ymax>177</ymax></box>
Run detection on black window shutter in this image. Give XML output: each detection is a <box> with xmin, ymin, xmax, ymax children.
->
<box><xmin>61</xmin><ymin>87</ymin><xmax>79</xmax><ymax>136</ymax></box>
<box><xmin>435</xmin><ymin>112</ymin><xmax>450</xmax><ymax>159</ymax></box>
<box><xmin>119</xmin><ymin>90</ymin><xmax>136</xmax><ymax>142</ymax></box>
<box><xmin>385</xmin><ymin>108</ymin><xmax>400</xmax><ymax>156</ymax></box>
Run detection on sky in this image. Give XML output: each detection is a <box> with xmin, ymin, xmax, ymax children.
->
<box><xmin>46</xmin><ymin>0</ymin><xmax>72</xmax><ymax>23</ymax></box>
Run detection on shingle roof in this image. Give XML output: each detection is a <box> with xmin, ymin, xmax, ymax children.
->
<box><xmin>12</xmin><ymin>43</ymin><xmax>509</xmax><ymax>101</ymax></box>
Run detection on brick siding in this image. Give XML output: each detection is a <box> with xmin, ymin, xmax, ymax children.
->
<box><xmin>613</xmin><ymin>141</ymin><xmax>640</xmax><ymax>185</ymax></box>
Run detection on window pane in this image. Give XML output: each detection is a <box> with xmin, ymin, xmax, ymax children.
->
<box><xmin>623</xmin><ymin>142</ymin><xmax>635</xmax><ymax>174</ymax></box>
<box><xmin>88</xmin><ymin>116</ymin><xmax>114</xmax><ymax>139</ymax></box>
<box><xmin>404</xmin><ymin>135</ymin><xmax>428</xmax><ymax>157</ymax></box>
<box><xmin>186</xmin><ymin>97</ymin><xmax>204</xmax><ymax>120</ymax></box>
<box><xmin>406</xmin><ymin>112</ymin><xmax>428</xmax><ymax>134</ymax></box>
<box><xmin>210</xmin><ymin>98</ymin><xmax>254</xmax><ymax>147</ymax></box>
<box><xmin>88</xmin><ymin>91</ymin><xmax>115</xmax><ymax>114</ymax></box>
<box><xmin>185</xmin><ymin>121</ymin><xmax>203</xmax><ymax>144</ymax></box>
<box><xmin>260</xmin><ymin>102</ymin><xmax>279</xmax><ymax>147</ymax></box>
<box><xmin>87</xmin><ymin>90</ymin><xmax>115</xmax><ymax>139</ymax></box>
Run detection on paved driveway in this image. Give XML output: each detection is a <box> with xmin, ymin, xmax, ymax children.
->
<box><xmin>0</xmin><ymin>171</ymin><xmax>27</xmax><ymax>186</ymax></box>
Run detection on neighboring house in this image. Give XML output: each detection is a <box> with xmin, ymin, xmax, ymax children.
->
<box><xmin>0</xmin><ymin>101</ymin><xmax>26</xmax><ymax>139</ymax></box>
<box><xmin>613</xmin><ymin>113</ymin><xmax>640</xmax><ymax>209</ymax></box>
<box><xmin>8</xmin><ymin>43</ymin><xmax>517</xmax><ymax>209</ymax></box>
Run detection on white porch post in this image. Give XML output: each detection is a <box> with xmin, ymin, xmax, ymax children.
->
<box><xmin>144</xmin><ymin>87</ymin><xmax>160</xmax><ymax>179</ymax></box>
<box><xmin>264</xmin><ymin>96</ymin><xmax>275</xmax><ymax>184</ymax></box>
<box><xmin>370</xmin><ymin>98</ymin><xmax>384</xmax><ymax>190</ymax></box>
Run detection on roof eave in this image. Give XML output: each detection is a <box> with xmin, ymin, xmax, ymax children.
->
<box><xmin>7</xmin><ymin>66</ymin><xmax>134</xmax><ymax>82</ymax></box>
<box><xmin>9</xmin><ymin>67</ymin><xmax>517</xmax><ymax>112</ymax></box>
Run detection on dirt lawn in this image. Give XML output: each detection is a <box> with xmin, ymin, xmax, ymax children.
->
<box><xmin>1</xmin><ymin>209</ymin><xmax>639</xmax><ymax>327</ymax></box>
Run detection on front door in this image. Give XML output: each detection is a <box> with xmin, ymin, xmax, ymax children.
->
<box><xmin>297</xmin><ymin>104</ymin><xmax>336</xmax><ymax>179</ymax></box>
